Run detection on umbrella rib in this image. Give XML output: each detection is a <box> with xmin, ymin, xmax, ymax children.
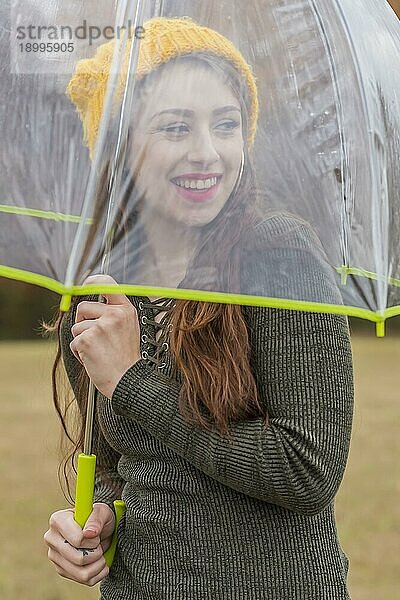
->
<box><xmin>0</xmin><ymin>204</ymin><xmax>93</xmax><ymax>224</ymax></box>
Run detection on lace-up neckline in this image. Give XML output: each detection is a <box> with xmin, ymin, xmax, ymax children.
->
<box><xmin>137</xmin><ymin>297</ymin><xmax>175</xmax><ymax>369</ymax></box>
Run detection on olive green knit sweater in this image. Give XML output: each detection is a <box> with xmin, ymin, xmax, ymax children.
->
<box><xmin>61</xmin><ymin>214</ymin><xmax>354</xmax><ymax>599</ymax></box>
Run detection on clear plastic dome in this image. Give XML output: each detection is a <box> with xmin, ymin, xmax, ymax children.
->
<box><xmin>1</xmin><ymin>0</ymin><xmax>399</xmax><ymax>333</ymax></box>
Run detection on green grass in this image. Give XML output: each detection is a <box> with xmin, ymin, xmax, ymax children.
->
<box><xmin>0</xmin><ymin>337</ymin><xmax>399</xmax><ymax>599</ymax></box>
<box><xmin>0</xmin><ymin>341</ymin><xmax>98</xmax><ymax>600</ymax></box>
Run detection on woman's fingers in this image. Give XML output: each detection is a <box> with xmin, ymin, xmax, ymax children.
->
<box><xmin>75</xmin><ymin>300</ymin><xmax>109</xmax><ymax>323</ymax></box>
<box><xmin>44</xmin><ymin>505</ymin><xmax>115</xmax><ymax>586</ymax></box>
<box><xmin>85</xmin><ymin>502</ymin><xmax>116</xmax><ymax>541</ymax></box>
<box><xmin>44</xmin><ymin>528</ymin><xmax>103</xmax><ymax>566</ymax></box>
<box><xmin>80</xmin><ymin>274</ymin><xmax>128</xmax><ymax>308</ymax></box>
<box><xmin>47</xmin><ymin>545</ymin><xmax>109</xmax><ymax>586</ymax></box>
<box><xmin>47</xmin><ymin>508</ymin><xmax>100</xmax><ymax>550</ymax></box>
<box><xmin>83</xmin><ymin>274</ymin><xmax>118</xmax><ymax>287</ymax></box>
<box><xmin>71</xmin><ymin>319</ymin><xmax>96</xmax><ymax>338</ymax></box>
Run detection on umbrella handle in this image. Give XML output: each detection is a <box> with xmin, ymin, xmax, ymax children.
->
<box><xmin>74</xmin><ymin>453</ymin><xmax>96</xmax><ymax>527</ymax></box>
<box><xmin>103</xmin><ymin>500</ymin><xmax>126</xmax><ymax>567</ymax></box>
<box><xmin>74</xmin><ymin>453</ymin><xmax>126</xmax><ymax>567</ymax></box>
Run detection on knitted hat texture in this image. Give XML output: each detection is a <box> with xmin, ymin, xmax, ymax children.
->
<box><xmin>66</xmin><ymin>17</ymin><xmax>259</xmax><ymax>157</ymax></box>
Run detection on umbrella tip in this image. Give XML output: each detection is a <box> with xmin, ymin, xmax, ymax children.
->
<box><xmin>60</xmin><ymin>294</ymin><xmax>72</xmax><ymax>312</ymax></box>
<box><xmin>375</xmin><ymin>320</ymin><xmax>385</xmax><ymax>338</ymax></box>
<box><xmin>336</xmin><ymin>265</ymin><xmax>349</xmax><ymax>286</ymax></box>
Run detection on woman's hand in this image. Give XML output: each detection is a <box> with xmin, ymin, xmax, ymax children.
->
<box><xmin>70</xmin><ymin>274</ymin><xmax>141</xmax><ymax>398</ymax></box>
<box><xmin>43</xmin><ymin>502</ymin><xmax>115</xmax><ymax>587</ymax></box>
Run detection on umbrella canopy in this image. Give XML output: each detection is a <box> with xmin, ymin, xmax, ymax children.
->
<box><xmin>1</xmin><ymin>0</ymin><xmax>399</xmax><ymax>336</ymax></box>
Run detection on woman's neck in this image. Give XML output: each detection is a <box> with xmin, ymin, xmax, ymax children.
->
<box><xmin>140</xmin><ymin>212</ymin><xmax>201</xmax><ymax>290</ymax></box>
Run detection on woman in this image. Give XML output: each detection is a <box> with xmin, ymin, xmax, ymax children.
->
<box><xmin>43</xmin><ymin>17</ymin><xmax>354</xmax><ymax>599</ymax></box>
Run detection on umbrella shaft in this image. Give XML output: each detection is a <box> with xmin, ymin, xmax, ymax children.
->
<box><xmin>83</xmin><ymin>294</ymin><xmax>105</xmax><ymax>455</ymax></box>
<box><xmin>84</xmin><ymin>380</ymin><xmax>96</xmax><ymax>455</ymax></box>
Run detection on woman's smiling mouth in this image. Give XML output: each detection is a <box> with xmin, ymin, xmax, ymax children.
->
<box><xmin>170</xmin><ymin>173</ymin><xmax>223</xmax><ymax>203</ymax></box>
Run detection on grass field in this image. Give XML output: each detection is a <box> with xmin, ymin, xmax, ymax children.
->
<box><xmin>0</xmin><ymin>336</ymin><xmax>399</xmax><ymax>599</ymax></box>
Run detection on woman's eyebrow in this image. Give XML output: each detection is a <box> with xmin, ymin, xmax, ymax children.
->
<box><xmin>213</xmin><ymin>105</ymin><xmax>241</xmax><ymax>115</ymax></box>
<box><xmin>150</xmin><ymin>109</ymin><xmax>193</xmax><ymax>121</ymax></box>
<box><xmin>150</xmin><ymin>105</ymin><xmax>241</xmax><ymax>121</ymax></box>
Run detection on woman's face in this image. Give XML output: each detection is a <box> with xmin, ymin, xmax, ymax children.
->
<box><xmin>129</xmin><ymin>60</ymin><xmax>244</xmax><ymax>229</ymax></box>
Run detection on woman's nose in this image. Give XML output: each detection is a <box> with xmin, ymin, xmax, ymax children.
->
<box><xmin>187</xmin><ymin>129</ymin><xmax>220</xmax><ymax>166</ymax></box>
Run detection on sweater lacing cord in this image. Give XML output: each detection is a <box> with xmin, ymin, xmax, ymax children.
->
<box><xmin>138</xmin><ymin>298</ymin><xmax>175</xmax><ymax>369</ymax></box>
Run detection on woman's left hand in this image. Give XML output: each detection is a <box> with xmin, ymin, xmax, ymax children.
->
<box><xmin>70</xmin><ymin>275</ymin><xmax>141</xmax><ymax>399</ymax></box>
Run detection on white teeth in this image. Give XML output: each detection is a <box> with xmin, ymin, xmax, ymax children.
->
<box><xmin>174</xmin><ymin>177</ymin><xmax>218</xmax><ymax>190</ymax></box>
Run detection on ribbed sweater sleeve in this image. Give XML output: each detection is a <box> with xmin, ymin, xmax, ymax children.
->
<box><xmin>111</xmin><ymin>215</ymin><xmax>354</xmax><ymax>516</ymax></box>
<box><xmin>60</xmin><ymin>299</ymin><xmax>126</xmax><ymax>512</ymax></box>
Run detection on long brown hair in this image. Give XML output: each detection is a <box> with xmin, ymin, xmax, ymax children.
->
<box><xmin>46</xmin><ymin>53</ymin><xmax>269</xmax><ymax>504</ymax></box>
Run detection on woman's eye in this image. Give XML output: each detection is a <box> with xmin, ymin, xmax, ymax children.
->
<box><xmin>160</xmin><ymin>123</ymin><xmax>189</xmax><ymax>135</ymax></box>
<box><xmin>215</xmin><ymin>119</ymin><xmax>241</xmax><ymax>132</ymax></box>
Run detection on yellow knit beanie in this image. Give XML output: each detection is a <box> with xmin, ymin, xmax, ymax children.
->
<box><xmin>66</xmin><ymin>16</ymin><xmax>259</xmax><ymax>158</ymax></box>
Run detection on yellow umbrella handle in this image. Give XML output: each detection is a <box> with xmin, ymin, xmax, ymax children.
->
<box><xmin>103</xmin><ymin>500</ymin><xmax>126</xmax><ymax>567</ymax></box>
<box><xmin>74</xmin><ymin>453</ymin><xmax>126</xmax><ymax>567</ymax></box>
<box><xmin>74</xmin><ymin>454</ymin><xmax>96</xmax><ymax>527</ymax></box>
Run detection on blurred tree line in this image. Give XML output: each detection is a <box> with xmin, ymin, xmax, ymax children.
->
<box><xmin>388</xmin><ymin>0</ymin><xmax>400</xmax><ymax>18</ymax></box>
<box><xmin>0</xmin><ymin>278</ymin><xmax>60</xmax><ymax>340</ymax></box>
<box><xmin>1</xmin><ymin>276</ymin><xmax>399</xmax><ymax>341</ymax></box>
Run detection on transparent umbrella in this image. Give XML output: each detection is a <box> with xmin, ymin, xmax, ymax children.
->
<box><xmin>1</xmin><ymin>0</ymin><xmax>399</xmax><ymax>567</ymax></box>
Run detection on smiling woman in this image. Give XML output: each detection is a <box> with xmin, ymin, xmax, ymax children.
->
<box><xmin>127</xmin><ymin>56</ymin><xmax>246</xmax><ymax>284</ymax></box>
<box><xmin>43</xmin><ymin>16</ymin><xmax>354</xmax><ymax>600</ymax></box>
<box><xmin>65</xmin><ymin>18</ymin><xmax>260</xmax><ymax>293</ymax></box>
<box><xmin>135</xmin><ymin>66</ymin><xmax>243</xmax><ymax>222</ymax></box>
